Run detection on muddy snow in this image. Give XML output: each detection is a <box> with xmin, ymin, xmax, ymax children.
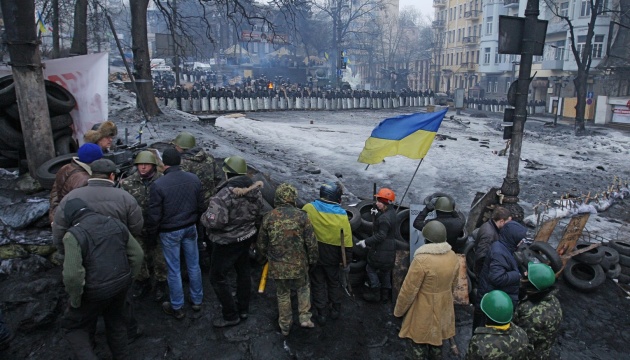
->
<box><xmin>1</xmin><ymin>84</ymin><xmax>629</xmax><ymax>359</ymax></box>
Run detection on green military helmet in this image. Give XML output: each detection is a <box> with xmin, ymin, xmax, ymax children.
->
<box><xmin>173</xmin><ymin>132</ymin><xmax>196</xmax><ymax>150</ymax></box>
<box><xmin>480</xmin><ymin>290</ymin><xmax>514</xmax><ymax>324</ymax></box>
<box><xmin>134</xmin><ymin>150</ymin><xmax>158</xmax><ymax>165</ymax></box>
<box><xmin>222</xmin><ymin>156</ymin><xmax>247</xmax><ymax>175</ymax></box>
<box><xmin>422</xmin><ymin>220</ymin><xmax>447</xmax><ymax>243</ymax></box>
<box><xmin>528</xmin><ymin>262</ymin><xmax>556</xmax><ymax>291</ymax></box>
<box><xmin>435</xmin><ymin>196</ymin><xmax>454</xmax><ymax>212</ymax></box>
<box><xmin>275</xmin><ymin>183</ymin><xmax>297</xmax><ymax>205</ymax></box>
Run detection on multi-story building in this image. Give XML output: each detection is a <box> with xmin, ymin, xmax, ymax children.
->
<box><xmin>431</xmin><ymin>0</ymin><xmax>483</xmax><ymax>94</ymax></box>
<box><xmin>432</xmin><ymin>0</ymin><xmax>614</xmax><ymax>106</ymax></box>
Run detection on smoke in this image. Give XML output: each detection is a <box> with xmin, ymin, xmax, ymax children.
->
<box><xmin>342</xmin><ymin>66</ymin><xmax>363</xmax><ymax>89</ymax></box>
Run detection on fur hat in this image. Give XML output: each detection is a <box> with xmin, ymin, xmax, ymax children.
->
<box><xmin>84</xmin><ymin>121</ymin><xmax>118</xmax><ymax>144</ymax></box>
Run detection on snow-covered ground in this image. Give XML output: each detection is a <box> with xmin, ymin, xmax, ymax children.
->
<box><xmin>108</xmin><ymin>84</ymin><xmax>630</xmax><ymax>244</ymax></box>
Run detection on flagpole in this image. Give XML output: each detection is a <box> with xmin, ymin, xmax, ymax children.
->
<box><xmin>396</xmin><ymin>159</ymin><xmax>424</xmax><ymax>211</ymax></box>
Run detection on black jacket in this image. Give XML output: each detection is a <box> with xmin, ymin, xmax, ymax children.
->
<box><xmin>147</xmin><ymin>166</ymin><xmax>204</xmax><ymax>235</ymax></box>
<box><xmin>413</xmin><ymin>209</ymin><xmax>465</xmax><ymax>249</ymax></box>
<box><xmin>364</xmin><ymin>206</ymin><xmax>397</xmax><ymax>270</ymax></box>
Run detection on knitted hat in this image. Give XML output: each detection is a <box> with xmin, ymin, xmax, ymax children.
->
<box><xmin>77</xmin><ymin>143</ymin><xmax>103</xmax><ymax>164</ymax></box>
<box><xmin>162</xmin><ymin>148</ymin><xmax>181</xmax><ymax>166</ymax></box>
<box><xmin>83</xmin><ymin>121</ymin><xmax>118</xmax><ymax>144</ymax></box>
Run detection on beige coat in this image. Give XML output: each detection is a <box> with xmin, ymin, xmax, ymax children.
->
<box><xmin>394</xmin><ymin>242</ymin><xmax>460</xmax><ymax>346</ymax></box>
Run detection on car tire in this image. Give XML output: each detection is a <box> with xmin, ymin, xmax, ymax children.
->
<box><xmin>3</xmin><ymin>102</ymin><xmax>20</xmax><ymax>121</ymax></box>
<box><xmin>0</xmin><ymin>76</ymin><xmax>16</xmax><ymax>107</ymax></box>
<box><xmin>251</xmin><ymin>172</ymin><xmax>276</xmax><ymax>207</ymax></box>
<box><xmin>573</xmin><ymin>242</ymin><xmax>605</xmax><ymax>265</ymax></box>
<box><xmin>355</xmin><ymin>199</ymin><xmax>375</xmax><ymax>233</ymax></box>
<box><xmin>396</xmin><ymin>209</ymin><xmax>410</xmax><ymax>242</ymax></box>
<box><xmin>0</xmin><ymin>154</ymin><xmax>17</xmax><ymax>168</ymax></box>
<box><xmin>461</xmin><ymin>240</ymin><xmax>477</xmax><ymax>282</ymax></box>
<box><xmin>349</xmin><ymin>259</ymin><xmax>366</xmax><ymax>274</ymax></box>
<box><xmin>619</xmin><ymin>253</ymin><xmax>630</xmax><ymax>268</ymax></box>
<box><xmin>35</xmin><ymin>153</ymin><xmax>75</xmax><ymax>189</ymax></box>
<box><xmin>353</xmin><ymin>235</ymin><xmax>367</xmax><ymax>260</ymax></box>
<box><xmin>599</xmin><ymin>246</ymin><xmax>620</xmax><ymax>269</ymax></box>
<box><xmin>608</xmin><ymin>240</ymin><xmax>630</xmax><ymax>257</ymax></box>
<box><xmin>53</xmin><ymin>126</ymin><xmax>73</xmax><ymax>141</ymax></box>
<box><xmin>605</xmin><ymin>262</ymin><xmax>621</xmax><ymax>279</ymax></box>
<box><xmin>54</xmin><ymin>135</ymin><xmax>78</xmax><ymax>156</ymax></box>
<box><xmin>562</xmin><ymin>260</ymin><xmax>606</xmax><ymax>292</ymax></box>
<box><xmin>528</xmin><ymin>241</ymin><xmax>564</xmax><ymax>273</ymax></box>
<box><xmin>0</xmin><ymin>115</ymin><xmax>24</xmax><ymax>151</ymax></box>
<box><xmin>50</xmin><ymin>114</ymin><xmax>74</xmax><ymax>131</ymax></box>
<box><xmin>342</xmin><ymin>205</ymin><xmax>361</xmax><ymax>232</ymax></box>
<box><xmin>617</xmin><ymin>273</ymin><xmax>630</xmax><ymax>285</ymax></box>
<box><xmin>45</xmin><ymin>80</ymin><xmax>77</xmax><ymax>115</ymax></box>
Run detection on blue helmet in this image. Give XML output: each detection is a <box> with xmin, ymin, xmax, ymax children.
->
<box><xmin>320</xmin><ymin>181</ymin><xmax>342</xmax><ymax>203</ymax></box>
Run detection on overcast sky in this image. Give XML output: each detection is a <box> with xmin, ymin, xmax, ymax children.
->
<box><xmin>400</xmin><ymin>0</ymin><xmax>432</xmax><ymax>17</ymax></box>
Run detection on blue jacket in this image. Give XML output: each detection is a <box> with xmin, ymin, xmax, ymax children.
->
<box><xmin>147</xmin><ymin>166</ymin><xmax>204</xmax><ymax>235</ymax></box>
<box><xmin>477</xmin><ymin>221</ymin><xmax>527</xmax><ymax>306</ymax></box>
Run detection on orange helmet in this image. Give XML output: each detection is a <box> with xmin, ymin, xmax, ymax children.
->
<box><xmin>375</xmin><ymin>188</ymin><xmax>395</xmax><ymax>204</ymax></box>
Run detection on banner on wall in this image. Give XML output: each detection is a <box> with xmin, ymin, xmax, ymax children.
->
<box><xmin>0</xmin><ymin>53</ymin><xmax>109</xmax><ymax>145</ymax></box>
<box><xmin>43</xmin><ymin>53</ymin><xmax>109</xmax><ymax>145</ymax></box>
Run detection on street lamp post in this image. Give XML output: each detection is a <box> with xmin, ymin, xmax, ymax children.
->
<box><xmin>500</xmin><ymin>0</ymin><xmax>541</xmax><ymax>221</ymax></box>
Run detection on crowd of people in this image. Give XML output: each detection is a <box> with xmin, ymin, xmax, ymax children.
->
<box><xmin>0</xmin><ymin>119</ymin><xmax>563</xmax><ymax>358</ymax></box>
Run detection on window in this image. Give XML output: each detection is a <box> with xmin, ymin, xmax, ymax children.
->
<box><xmin>457</xmin><ymin>53</ymin><xmax>460</xmax><ymax>65</ymax></box>
<box><xmin>459</xmin><ymin>5</ymin><xmax>463</xmax><ymax>18</ymax></box>
<box><xmin>485</xmin><ymin>17</ymin><xmax>492</xmax><ymax>35</ymax></box>
<box><xmin>560</xmin><ymin>2</ymin><xmax>569</xmax><ymax>17</ymax></box>
<box><xmin>484</xmin><ymin>48</ymin><xmax>491</xmax><ymax>64</ymax></box>
<box><xmin>506</xmin><ymin>80</ymin><xmax>511</xmax><ymax>92</ymax></box>
<box><xmin>576</xmin><ymin>35</ymin><xmax>586</xmax><ymax>57</ymax></box>
<box><xmin>592</xmin><ymin>35</ymin><xmax>604</xmax><ymax>58</ymax></box>
<box><xmin>458</xmin><ymin>29</ymin><xmax>462</xmax><ymax>42</ymax></box>
<box><xmin>477</xmin><ymin>50</ymin><xmax>480</xmax><ymax>64</ymax></box>
<box><xmin>468</xmin><ymin>26</ymin><xmax>472</xmax><ymax>36</ymax></box>
<box><xmin>495</xmin><ymin>47</ymin><xmax>499</xmax><ymax>63</ymax></box>
<box><xmin>580</xmin><ymin>0</ymin><xmax>590</xmax><ymax>17</ymax></box>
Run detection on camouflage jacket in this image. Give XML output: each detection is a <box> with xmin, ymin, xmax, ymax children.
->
<box><xmin>513</xmin><ymin>292</ymin><xmax>562</xmax><ymax>359</ymax></box>
<box><xmin>201</xmin><ymin>175</ymin><xmax>263</xmax><ymax>245</ymax></box>
<box><xmin>467</xmin><ymin>323</ymin><xmax>531</xmax><ymax>360</ymax></box>
<box><xmin>120</xmin><ymin>170</ymin><xmax>162</xmax><ymax>229</ymax></box>
<box><xmin>257</xmin><ymin>203</ymin><xmax>318</xmax><ymax>279</ymax></box>
<box><xmin>181</xmin><ymin>148</ymin><xmax>216</xmax><ymax>204</ymax></box>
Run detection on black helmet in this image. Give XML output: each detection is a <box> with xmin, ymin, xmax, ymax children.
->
<box><xmin>320</xmin><ymin>181</ymin><xmax>342</xmax><ymax>203</ymax></box>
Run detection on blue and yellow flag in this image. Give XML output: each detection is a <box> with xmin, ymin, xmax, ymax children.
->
<box><xmin>358</xmin><ymin>109</ymin><xmax>447</xmax><ymax>165</ymax></box>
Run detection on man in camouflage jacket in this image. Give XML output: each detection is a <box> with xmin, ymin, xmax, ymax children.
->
<box><xmin>257</xmin><ymin>183</ymin><xmax>318</xmax><ymax>336</ymax></box>
<box><xmin>120</xmin><ymin>151</ymin><xmax>167</xmax><ymax>300</ymax></box>
<box><xmin>467</xmin><ymin>324</ymin><xmax>531</xmax><ymax>360</ymax></box>
<box><xmin>513</xmin><ymin>263</ymin><xmax>562</xmax><ymax>360</ymax></box>
<box><xmin>201</xmin><ymin>156</ymin><xmax>263</xmax><ymax>327</ymax></box>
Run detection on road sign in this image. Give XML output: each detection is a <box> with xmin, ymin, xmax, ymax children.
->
<box><xmin>587</xmin><ymin>91</ymin><xmax>594</xmax><ymax>99</ymax></box>
<box><xmin>586</xmin><ymin>98</ymin><xmax>593</xmax><ymax>105</ymax></box>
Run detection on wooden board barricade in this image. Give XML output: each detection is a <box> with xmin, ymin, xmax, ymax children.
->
<box><xmin>556</xmin><ymin>213</ymin><xmax>590</xmax><ymax>258</ymax></box>
<box><xmin>453</xmin><ymin>254</ymin><xmax>469</xmax><ymax>305</ymax></box>
<box><xmin>534</xmin><ymin>217</ymin><xmax>560</xmax><ymax>242</ymax></box>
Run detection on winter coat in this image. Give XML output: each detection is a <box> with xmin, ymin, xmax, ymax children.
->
<box><xmin>302</xmin><ymin>199</ymin><xmax>353</xmax><ymax>267</ymax></box>
<box><xmin>53</xmin><ymin>179</ymin><xmax>144</xmax><ymax>252</ymax></box>
<box><xmin>394</xmin><ymin>242</ymin><xmax>460</xmax><ymax>346</ymax></box>
<box><xmin>202</xmin><ymin>175</ymin><xmax>264</xmax><ymax>245</ymax></box>
<box><xmin>257</xmin><ymin>198</ymin><xmax>318</xmax><ymax>280</ymax></box>
<box><xmin>120</xmin><ymin>169</ymin><xmax>162</xmax><ymax>229</ymax></box>
<box><xmin>472</xmin><ymin>219</ymin><xmax>501</xmax><ymax>276</ymax></box>
<box><xmin>180</xmin><ymin>148</ymin><xmax>216</xmax><ymax>204</ymax></box>
<box><xmin>147</xmin><ymin>166</ymin><xmax>204</xmax><ymax>235</ymax></box>
<box><xmin>412</xmin><ymin>209</ymin><xmax>465</xmax><ymax>249</ymax></box>
<box><xmin>513</xmin><ymin>290</ymin><xmax>563</xmax><ymax>359</ymax></box>
<box><xmin>364</xmin><ymin>206</ymin><xmax>397</xmax><ymax>270</ymax></box>
<box><xmin>49</xmin><ymin>158</ymin><xmax>92</xmax><ymax>223</ymax></box>
<box><xmin>477</xmin><ymin>221</ymin><xmax>527</xmax><ymax>306</ymax></box>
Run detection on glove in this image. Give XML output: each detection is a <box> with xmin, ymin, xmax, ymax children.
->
<box><xmin>356</xmin><ymin>240</ymin><xmax>366</xmax><ymax>248</ymax></box>
<box><xmin>342</xmin><ymin>264</ymin><xmax>350</xmax><ymax>274</ymax></box>
<box><xmin>370</xmin><ymin>207</ymin><xmax>379</xmax><ymax>216</ymax></box>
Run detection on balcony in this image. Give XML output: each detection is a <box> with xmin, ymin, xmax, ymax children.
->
<box><xmin>432</xmin><ymin>20</ymin><xmax>446</xmax><ymax>28</ymax></box>
<box><xmin>504</xmin><ymin>0</ymin><xmax>519</xmax><ymax>7</ymax></box>
<box><xmin>460</xmin><ymin>62</ymin><xmax>477</xmax><ymax>71</ymax></box>
<box><xmin>433</xmin><ymin>0</ymin><xmax>447</xmax><ymax>7</ymax></box>
<box><xmin>463</xmin><ymin>36</ymin><xmax>478</xmax><ymax>45</ymax></box>
<box><xmin>464</xmin><ymin>10</ymin><xmax>481</xmax><ymax>20</ymax></box>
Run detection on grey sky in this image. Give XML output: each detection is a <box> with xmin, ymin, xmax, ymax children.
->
<box><xmin>399</xmin><ymin>0</ymin><xmax>433</xmax><ymax>18</ymax></box>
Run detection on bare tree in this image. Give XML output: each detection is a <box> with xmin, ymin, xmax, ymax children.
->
<box><xmin>130</xmin><ymin>0</ymin><xmax>161</xmax><ymax>115</ymax></box>
<box><xmin>544</xmin><ymin>0</ymin><xmax>615</xmax><ymax>134</ymax></box>
<box><xmin>70</xmin><ymin>0</ymin><xmax>88</xmax><ymax>54</ymax></box>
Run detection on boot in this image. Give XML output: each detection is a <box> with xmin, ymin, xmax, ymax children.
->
<box><xmin>362</xmin><ymin>287</ymin><xmax>381</xmax><ymax>303</ymax></box>
<box><xmin>154</xmin><ymin>281</ymin><xmax>167</xmax><ymax>302</ymax></box>
<box><xmin>381</xmin><ymin>288</ymin><xmax>391</xmax><ymax>304</ymax></box>
<box><xmin>330</xmin><ymin>303</ymin><xmax>341</xmax><ymax>320</ymax></box>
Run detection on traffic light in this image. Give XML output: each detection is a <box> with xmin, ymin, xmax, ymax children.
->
<box><xmin>341</xmin><ymin>60</ymin><xmax>347</xmax><ymax>69</ymax></box>
<box><xmin>339</xmin><ymin>50</ymin><xmax>347</xmax><ymax>69</ymax></box>
<box><xmin>502</xmin><ymin>108</ymin><xmax>514</xmax><ymax>140</ymax></box>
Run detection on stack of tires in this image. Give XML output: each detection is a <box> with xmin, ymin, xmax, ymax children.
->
<box><xmin>562</xmin><ymin>242</ymin><xmax>618</xmax><ymax>292</ymax></box>
<box><xmin>608</xmin><ymin>240</ymin><xmax>630</xmax><ymax>284</ymax></box>
<box><xmin>0</xmin><ymin>75</ymin><xmax>77</xmax><ymax>168</ymax></box>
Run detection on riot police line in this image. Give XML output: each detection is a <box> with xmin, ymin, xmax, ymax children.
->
<box><xmin>153</xmin><ymin>87</ymin><xmax>438</xmax><ymax>113</ymax></box>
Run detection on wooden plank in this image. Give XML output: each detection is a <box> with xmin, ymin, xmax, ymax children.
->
<box><xmin>534</xmin><ymin>218</ymin><xmax>560</xmax><ymax>243</ymax></box>
<box><xmin>453</xmin><ymin>254</ymin><xmax>469</xmax><ymax>305</ymax></box>
<box><xmin>561</xmin><ymin>243</ymin><xmax>601</xmax><ymax>261</ymax></box>
<box><xmin>556</xmin><ymin>213</ymin><xmax>590</xmax><ymax>257</ymax></box>
<box><xmin>465</xmin><ymin>187</ymin><xmax>500</xmax><ymax>237</ymax></box>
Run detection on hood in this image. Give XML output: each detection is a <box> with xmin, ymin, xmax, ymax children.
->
<box><xmin>498</xmin><ymin>221</ymin><xmax>528</xmax><ymax>252</ymax></box>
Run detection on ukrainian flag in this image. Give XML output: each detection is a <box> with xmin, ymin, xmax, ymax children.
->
<box><xmin>358</xmin><ymin>109</ymin><xmax>448</xmax><ymax>165</ymax></box>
